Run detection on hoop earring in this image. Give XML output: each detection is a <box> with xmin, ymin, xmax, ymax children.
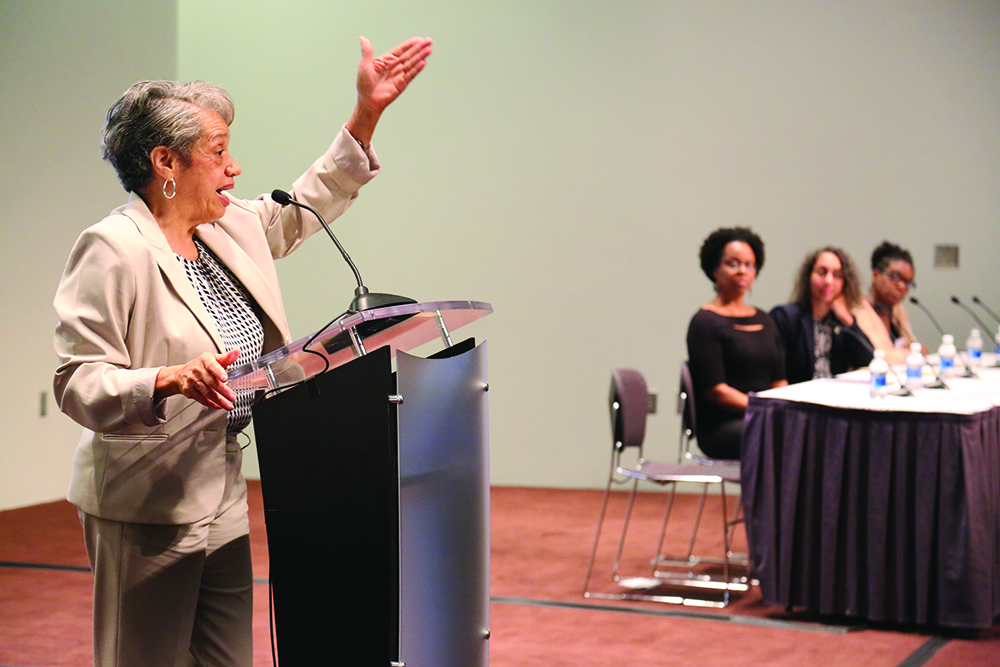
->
<box><xmin>163</xmin><ymin>178</ymin><xmax>177</xmax><ymax>200</ymax></box>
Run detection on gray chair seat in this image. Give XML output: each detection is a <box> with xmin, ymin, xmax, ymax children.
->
<box><xmin>583</xmin><ymin>366</ymin><xmax>751</xmax><ymax>608</ymax></box>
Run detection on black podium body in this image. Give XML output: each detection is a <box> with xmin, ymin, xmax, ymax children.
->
<box><xmin>240</xmin><ymin>301</ymin><xmax>491</xmax><ymax>666</ymax></box>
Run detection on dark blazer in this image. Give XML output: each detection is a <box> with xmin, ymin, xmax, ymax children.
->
<box><xmin>770</xmin><ymin>302</ymin><xmax>874</xmax><ymax>385</ymax></box>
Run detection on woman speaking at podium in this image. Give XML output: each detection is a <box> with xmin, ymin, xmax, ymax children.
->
<box><xmin>52</xmin><ymin>37</ymin><xmax>432</xmax><ymax>667</ymax></box>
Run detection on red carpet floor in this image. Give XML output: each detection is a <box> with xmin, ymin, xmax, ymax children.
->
<box><xmin>1</xmin><ymin>483</ymin><xmax>997</xmax><ymax>666</ymax></box>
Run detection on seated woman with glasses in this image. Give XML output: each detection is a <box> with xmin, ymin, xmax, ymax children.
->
<box><xmin>771</xmin><ymin>247</ymin><xmax>874</xmax><ymax>385</ymax></box>
<box><xmin>686</xmin><ymin>227</ymin><xmax>787</xmax><ymax>460</ymax></box>
<box><xmin>851</xmin><ymin>241</ymin><xmax>922</xmax><ymax>364</ymax></box>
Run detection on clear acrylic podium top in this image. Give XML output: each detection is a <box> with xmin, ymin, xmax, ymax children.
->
<box><xmin>227</xmin><ymin>300</ymin><xmax>493</xmax><ymax>393</ymax></box>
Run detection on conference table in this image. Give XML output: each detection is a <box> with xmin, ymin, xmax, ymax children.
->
<box><xmin>741</xmin><ymin>359</ymin><xmax>1000</xmax><ymax>629</ymax></box>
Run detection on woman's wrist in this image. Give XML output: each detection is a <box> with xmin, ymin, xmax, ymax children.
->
<box><xmin>344</xmin><ymin>102</ymin><xmax>382</xmax><ymax>149</ymax></box>
<box><xmin>153</xmin><ymin>366</ymin><xmax>177</xmax><ymax>402</ymax></box>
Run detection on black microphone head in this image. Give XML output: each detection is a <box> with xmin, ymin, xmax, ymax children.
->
<box><xmin>951</xmin><ymin>296</ymin><xmax>960</xmax><ymax>304</ymax></box>
<box><xmin>271</xmin><ymin>189</ymin><xmax>293</xmax><ymax>205</ymax></box>
<box><xmin>910</xmin><ymin>297</ymin><xmax>920</xmax><ymax>304</ymax></box>
<box><xmin>972</xmin><ymin>296</ymin><xmax>982</xmax><ymax>304</ymax></box>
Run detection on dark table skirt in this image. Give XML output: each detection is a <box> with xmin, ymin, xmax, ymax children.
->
<box><xmin>742</xmin><ymin>395</ymin><xmax>1000</xmax><ymax>628</ymax></box>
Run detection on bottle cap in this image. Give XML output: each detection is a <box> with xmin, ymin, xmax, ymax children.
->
<box><xmin>943</xmin><ymin>334</ymin><xmax>954</xmax><ymax>344</ymax></box>
<box><xmin>910</xmin><ymin>342</ymin><xmax>921</xmax><ymax>353</ymax></box>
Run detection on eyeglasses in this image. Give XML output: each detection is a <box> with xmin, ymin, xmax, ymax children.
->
<box><xmin>722</xmin><ymin>259</ymin><xmax>757</xmax><ymax>272</ymax></box>
<box><xmin>881</xmin><ymin>269</ymin><xmax>916</xmax><ymax>289</ymax></box>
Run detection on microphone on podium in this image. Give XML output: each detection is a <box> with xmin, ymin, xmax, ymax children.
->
<box><xmin>271</xmin><ymin>189</ymin><xmax>415</xmax><ymax>312</ymax></box>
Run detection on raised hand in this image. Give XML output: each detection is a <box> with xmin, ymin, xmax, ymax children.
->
<box><xmin>356</xmin><ymin>36</ymin><xmax>433</xmax><ymax>114</ymax></box>
<box><xmin>346</xmin><ymin>36</ymin><xmax>433</xmax><ymax>146</ymax></box>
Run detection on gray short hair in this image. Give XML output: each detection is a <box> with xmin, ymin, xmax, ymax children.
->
<box><xmin>101</xmin><ymin>80</ymin><xmax>235</xmax><ymax>193</ymax></box>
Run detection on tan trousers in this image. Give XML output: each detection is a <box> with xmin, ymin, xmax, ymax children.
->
<box><xmin>80</xmin><ymin>436</ymin><xmax>253</xmax><ymax>667</ymax></box>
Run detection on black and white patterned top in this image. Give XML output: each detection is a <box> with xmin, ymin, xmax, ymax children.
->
<box><xmin>177</xmin><ymin>238</ymin><xmax>264</xmax><ymax>433</ymax></box>
<box><xmin>813</xmin><ymin>316</ymin><xmax>833</xmax><ymax>379</ymax></box>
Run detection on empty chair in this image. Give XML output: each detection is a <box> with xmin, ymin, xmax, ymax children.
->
<box><xmin>583</xmin><ymin>367</ymin><xmax>748</xmax><ymax>607</ymax></box>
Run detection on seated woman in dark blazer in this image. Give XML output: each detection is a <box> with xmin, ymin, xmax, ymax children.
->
<box><xmin>770</xmin><ymin>246</ymin><xmax>874</xmax><ymax>384</ymax></box>
<box><xmin>686</xmin><ymin>227</ymin><xmax>787</xmax><ymax>460</ymax></box>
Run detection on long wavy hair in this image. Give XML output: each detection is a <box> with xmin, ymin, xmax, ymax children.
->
<box><xmin>791</xmin><ymin>246</ymin><xmax>863</xmax><ymax>310</ymax></box>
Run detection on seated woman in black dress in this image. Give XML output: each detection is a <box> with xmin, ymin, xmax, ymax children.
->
<box><xmin>686</xmin><ymin>227</ymin><xmax>787</xmax><ymax>460</ymax></box>
<box><xmin>770</xmin><ymin>246</ymin><xmax>874</xmax><ymax>384</ymax></box>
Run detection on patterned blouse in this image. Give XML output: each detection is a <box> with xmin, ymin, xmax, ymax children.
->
<box><xmin>812</xmin><ymin>316</ymin><xmax>833</xmax><ymax>379</ymax></box>
<box><xmin>177</xmin><ymin>237</ymin><xmax>264</xmax><ymax>433</ymax></box>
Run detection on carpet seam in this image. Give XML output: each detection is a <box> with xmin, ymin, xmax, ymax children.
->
<box><xmin>490</xmin><ymin>595</ymin><xmax>853</xmax><ymax>634</ymax></box>
<box><xmin>894</xmin><ymin>636</ymin><xmax>951</xmax><ymax>667</ymax></box>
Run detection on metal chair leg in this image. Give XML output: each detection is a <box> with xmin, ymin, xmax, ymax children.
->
<box><xmin>725</xmin><ymin>492</ymin><xmax>744</xmax><ymax>558</ymax></box>
<box><xmin>611</xmin><ymin>478</ymin><xmax>640</xmax><ymax>582</ymax></box>
<box><xmin>652</xmin><ymin>482</ymin><xmax>678</xmax><ymax>572</ymax></box>
<box><xmin>720</xmin><ymin>482</ymin><xmax>731</xmax><ymax>606</ymax></box>
<box><xmin>685</xmin><ymin>485</ymin><xmax>709</xmax><ymax>561</ymax></box>
<box><xmin>582</xmin><ymin>475</ymin><xmax>616</xmax><ymax>597</ymax></box>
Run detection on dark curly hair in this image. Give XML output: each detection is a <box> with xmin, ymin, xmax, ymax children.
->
<box><xmin>698</xmin><ymin>227</ymin><xmax>765</xmax><ymax>283</ymax></box>
<box><xmin>791</xmin><ymin>246</ymin><xmax>863</xmax><ymax>310</ymax></box>
<box><xmin>870</xmin><ymin>241</ymin><xmax>914</xmax><ymax>271</ymax></box>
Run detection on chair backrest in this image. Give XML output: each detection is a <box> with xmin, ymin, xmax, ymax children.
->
<box><xmin>609</xmin><ymin>368</ymin><xmax>648</xmax><ymax>450</ymax></box>
<box><xmin>678</xmin><ymin>361</ymin><xmax>697</xmax><ymax>436</ymax></box>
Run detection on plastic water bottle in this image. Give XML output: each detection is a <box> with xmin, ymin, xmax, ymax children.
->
<box><xmin>869</xmin><ymin>349</ymin><xmax>889</xmax><ymax>399</ymax></box>
<box><xmin>966</xmin><ymin>328</ymin><xmax>983</xmax><ymax>371</ymax></box>
<box><xmin>937</xmin><ymin>334</ymin><xmax>956</xmax><ymax>381</ymax></box>
<box><xmin>905</xmin><ymin>342</ymin><xmax>924</xmax><ymax>392</ymax></box>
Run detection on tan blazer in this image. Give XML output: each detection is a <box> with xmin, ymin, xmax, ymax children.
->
<box><xmin>54</xmin><ymin>128</ymin><xmax>378</xmax><ymax>524</ymax></box>
<box><xmin>852</xmin><ymin>293</ymin><xmax>918</xmax><ymax>366</ymax></box>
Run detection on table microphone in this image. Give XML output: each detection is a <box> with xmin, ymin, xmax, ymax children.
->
<box><xmin>950</xmin><ymin>296</ymin><xmax>993</xmax><ymax>334</ymax></box>
<box><xmin>908</xmin><ymin>298</ymin><xmax>953</xmax><ymax>386</ymax></box>
<box><xmin>832</xmin><ymin>322</ymin><xmax>874</xmax><ymax>353</ymax></box>
<box><xmin>971</xmin><ymin>296</ymin><xmax>1000</xmax><ymax>326</ymax></box>
<box><xmin>909</xmin><ymin>297</ymin><xmax>945</xmax><ymax>337</ymax></box>
<box><xmin>271</xmin><ymin>189</ymin><xmax>415</xmax><ymax>312</ymax></box>
<box><xmin>833</xmin><ymin>323</ymin><xmax>912</xmax><ymax>394</ymax></box>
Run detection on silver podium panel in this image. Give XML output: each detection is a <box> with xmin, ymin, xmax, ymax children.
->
<box><xmin>397</xmin><ymin>344</ymin><xmax>490</xmax><ymax>667</ymax></box>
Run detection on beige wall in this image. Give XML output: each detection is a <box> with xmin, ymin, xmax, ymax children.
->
<box><xmin>0</xmin><ymin>1</ymin><xmax>177</xmax><ymax>510</ymax></box>
<box><xmin>3</xmin><ymin>1</ymin><xmax>999</xmax><ymax>509</ymax></box>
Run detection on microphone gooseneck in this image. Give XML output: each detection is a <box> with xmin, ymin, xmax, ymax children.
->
<box><xmin>270</xmin><ymin>189</ymin><xmax>415</xmax><ymax>312</ymax></box>
<box><xmin>905</xmin><ymin>298</ymin><xmax>952</xmax><ymax>390</ymax></box>
<box><xmin>950</xmin><ymin>296</ymin><xmax>994</xmax><ymax>335</ymax></box>
<box><xmin>271</xmin><ymin>189</ymin><xmax>364</xmax><ymax>289</ymax></box>
<box><xmin>832</xmin><ymin>323</ymin><xmax>874</xmax><ymax>354</ymax></box>
<box><xmin>971</xmin><ymin>296</ymin><xmax>1000</xmax><ymax>326</ymax></box>
<box><xmin>909</xmin><ymin>297</ymin><xmax>946</xmax><ymax>337</ymax></box>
